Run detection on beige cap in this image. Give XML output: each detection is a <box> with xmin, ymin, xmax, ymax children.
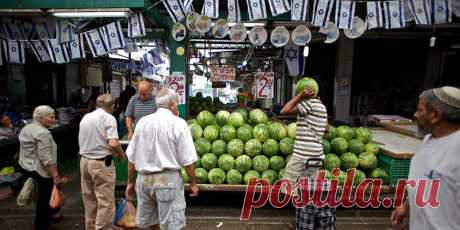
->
<box><xmin>433</xmin><ymin>86</ymin><xmax>460</xmax><ymax>109</ymax></box>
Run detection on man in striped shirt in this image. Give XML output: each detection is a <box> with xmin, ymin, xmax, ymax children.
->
<box><xmin>125</xmin><ymin>80</ymin><xmax>158</xmax><ymax>140</ymax></box>
<box><xmin>281</xmin><ymin>86</ymin><xmax>328</xmax><ymax>182</ymax></box>
<box><xmin>281</xmin><ymin>85</ymin><xmax>334</xmax><ymax>229</ymax></box>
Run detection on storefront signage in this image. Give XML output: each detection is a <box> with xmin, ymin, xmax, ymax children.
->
<box><xmin>256</xmin><ymin>72</ymin><xmax>274</xmax><ymax>98</ymax></box>
<box><xmin>169</xmin><ymin>72</ymin><xmax>186</xmax><ymax>104</ymax></box>
<box><xmin>211</xmin><ymin>66</ymin><xmax>236</xmax><ymax>82</ymax></box>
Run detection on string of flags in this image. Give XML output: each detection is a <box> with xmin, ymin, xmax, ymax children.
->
<box><xmin>0</xmin><ymin>12</ymin><xmax>167</xmax><ymax>72</ymax></box>
<box><xmin>170</xmin><ymin>0</ymin><xmax>455</xmax><ymax>44</ymax></box>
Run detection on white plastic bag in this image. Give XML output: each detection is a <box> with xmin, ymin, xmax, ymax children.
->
<box><xmin>17</xmin><ymin>178</ymin><xmax>36</xmax><ymax>207</ymax></box>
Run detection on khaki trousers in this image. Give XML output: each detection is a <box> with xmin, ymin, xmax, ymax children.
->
<box><xmin>80</xmin><ymin>157</ymin><xmax>116</xmax><ymax>230</ymax></box>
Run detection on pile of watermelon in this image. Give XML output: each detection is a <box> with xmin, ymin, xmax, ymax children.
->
<box><xmin>183</xmin><ymin>109</ymin><xmax>297</xmax><ymax>185</ymax></box>
<box><xmin>183</xmin><ymin>108</ymin><xmax>390</xmax><ymax>186</ymax></box>
<box><xmin>323</xmin><ymin>125</ymin><xmax>390</xmax><ymax>185</ymax></box>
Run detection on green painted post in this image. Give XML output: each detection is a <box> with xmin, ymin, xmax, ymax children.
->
<box><xmin>168</xmin><ymin>35</ymin><xmax>188</xmax><ymax>119</ymax></box>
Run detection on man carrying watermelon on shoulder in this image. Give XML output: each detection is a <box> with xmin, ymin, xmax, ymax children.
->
<box><xmin>280</xmin><ymin>77</ymin><xmax>335</xmax><ymax>230</ymax></box>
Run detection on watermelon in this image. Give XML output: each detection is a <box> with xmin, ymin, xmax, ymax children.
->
<box><xmin>295</xmin><ymin>77</ymin><xmax>319</xmax><ymax>95</ymax></box>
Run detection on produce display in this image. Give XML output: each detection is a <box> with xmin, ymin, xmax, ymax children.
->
<box><xmin>323</xmin><ymin>125</ymin><xmax>390</xmax><ymax>185</ymax></box>
<box><xmin>190</xmin><ymin>92</ymin><xmax>227</xmax><ymax>115</ymax></box>
<box><xmin>184</xmin><ymin>108</ymin><xmax>390</xmax><ymax>186</ymax></box>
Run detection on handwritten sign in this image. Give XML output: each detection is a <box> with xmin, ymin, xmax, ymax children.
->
<box><xmin>169</xmin><ymin>72</ymin><xmax>186</xmax><ymax>104</ymax></box>
<box><xmin>211</xmin><ymin>66</ymin><xmax>235</xmax><ymax>82</ymax></box>
<box><xmin>256</xmin><ymin>72</ymin><xmax>274</xmax><ymax>98</ymax></box>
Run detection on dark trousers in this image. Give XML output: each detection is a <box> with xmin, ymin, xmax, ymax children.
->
<box><xmin>22</xmin><ymin>170</ymin><xmax>60</xmax><ymax>230</ymax></box>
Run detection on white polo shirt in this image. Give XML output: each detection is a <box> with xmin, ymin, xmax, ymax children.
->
<box><xmin>407</xmin><ymin>129</ymin><xmax>460</xmax><ymax>230</ymax></box>
<box><xmin>126</xmin><ymin>108</ymin><xmax>197</xmax><ymax>173</ymax></box>
<box><xmin>79</xmin><ymin>108</ymin><xmax>119</xmax><ymax>159</ymax></box>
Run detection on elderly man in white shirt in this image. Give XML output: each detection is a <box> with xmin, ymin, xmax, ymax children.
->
<box><xmin>125</xmin><ymin>87</ymin><xmax>199</xmax><ymax>230</ymax></box>
<box><xmin>79</xmin><ymin>94</ymin><xmax>125</xmax><ymax>230</ymax></box>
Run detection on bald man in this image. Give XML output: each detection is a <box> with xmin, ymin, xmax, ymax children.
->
<box><xmin>125</xmin><ymin>80</ymin><xmax>158</xmax><ymax>140</ymax></box>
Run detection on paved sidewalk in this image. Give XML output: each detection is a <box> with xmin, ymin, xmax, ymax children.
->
<box><xmin>0</xmin><ymin>169</ymin><xmax>394</xmax><ymax>230</ymax></box>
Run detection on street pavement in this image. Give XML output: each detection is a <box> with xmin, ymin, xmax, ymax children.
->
<box><xmin>0</xmin><ymin>169</ymin><xmax>395</xmax><ymax>230</ymax></box>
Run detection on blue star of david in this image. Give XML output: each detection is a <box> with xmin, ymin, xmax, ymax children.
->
<box><xmin>417</xmin><ymin>8</ymin><xmax>423</xmax><ymax>13</ymax></box>
<box><xmin>342</xmin><ymin>12</ymin><xmax>348</xmax><ymax>17</ymax></box>
<box><xmin>295</xmin><ymin>3</ymin><xmax>300</xmax><ymax>8</ymax></box>
<box><xmin>111</xmin><ymin>32</ymin><xmax>116</xmax><ymax>37</ymax></box>
<box><xmin>392</xmin><ymin>12</ymin><xmax>398</xmax><ymax>17</ymax></box>
<box><xmin>55</xmin><ymin>48</ymin><xmax>60</xmax><ymax>53</ymax></box>
<box><xmin>253</xmin><ymin>2</ymin><xmax>259</xmax><ymax>7</ymax></box>
<box><xmin>95</xmin><ymin>40</ymin><xmax>100</xmax><ymax>44</ymax></box>
<box><xmin>369</xmin><ymin>13</ymin><xmax>374</xmax><ymax>17</ymax></box>
<box><xmin>11</xmin><ymin>47</ymin><xmax>16</xmax><ymax>52</ymax></box>
<box><xmin>37</xmin><ymin>46</ymin><xmax>42</xmax><ymax>51</ymax></box>
<box><xmin>133</xmin><ymin>22</ymin><xmax>138</xmax><ymax>26</ymax></box>
<box><xmin>438</xmin><ymin>6</ymin><xmax>444</xmax><ymax>11</ymax></box>
<box><xmin>319</xmin><ymin>9</ymin><xmax>324</xmax><ymax>15</ymax></box>
<box><xmin>173</xmin><ymin>5</ymin><xmax>179</xmax><ymax>10</ymax></box>
<box><xmin>207</xmin><ymin>2</ymin><xmax>212</xmax><ymax>6</ymax></box>
<box><xmin>286</xmin><ymin>47</ymin><xmax>298</xmax><ymax>61</ymax></box>
<box><xmin>229</xmin><ymin>6</ymin><xmax>234</xmax><ymax>11</ymax></box>
<box><xmin>72</xmin><ymin>43</ymin><xmax>78</xmax><ymax>47</ymax></box>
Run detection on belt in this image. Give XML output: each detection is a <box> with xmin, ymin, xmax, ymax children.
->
<box><xmin>81</xmin><ymin>155</ymin><xmax>107</xmax><ymax>161</ymax></box>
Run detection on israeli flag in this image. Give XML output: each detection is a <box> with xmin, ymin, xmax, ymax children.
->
<box><xmin>124</xmin><ymin>38</ymin><xmax>139</xmax><ymax>53</ymax></box>
<box><xmin>0</xmin><ymin>47</ymin><xmax>2</xmax><ymax>66</ymax></box>
<box><xmin>127</xmin><ymin>12</ymin><xmax>146</xmax><ymax>38</ymax></box>
<box><xmin>268</xmin><ymin>0</ymin><xmax>291</xmax><ymax>17</ymax></box>
<box><xmin>202</xmin><ymin>0</ymin><xmax>219</xmax><ymax>18</ymax></box>
<box><xmin>85</xmin><ymin>28</ymin><xmax>109</xmax><ymax>57</ymax></box>
<box><xmin>247</xmin><ymin>0</ymin><xmax>268</xmax><ymax>21</ymax></box>
<box><xmin>284</xmin><ymin>42</ymin><xmax>305</xmax><ymax>76</ymax></box>
<box><xmin>431</xmin><ymin>0</ymin><xmax>451</xmax><ymax>24</ymax></box>
<box><xmin>29</xmin><ymin>40</ymin><xmax>50</xmax><ymax>63</ymax></box>
<box><xmin>408</xmin><ymin>0</ymin><xmax>431</xmax><ymax>24</ymax></box>
<box><xmin>33</xmin><ymin>21</ymin><xmax>53</xmax><ymax>39</ymax></box>
<box><xmin>383</xmin><ymin>0</ymin><xmax>405</xmax><ymax>29</ymax></box>
<box><xmin>56</xmin><ymin>20</ymin><xmax>74</xmax><ymax>43</ymax></box>
<box><xmin>2</xmin><ymin>18</ymin><xmax>25</xmax><ymax>40</ymax></box>
<box><xmin>68</xmin><ymin>34</ymin><xmax>86</xmax><ymax>59</ymax></box>
<box><xmin>104</xmin><ymin>21</ymin><xmax>126</xmax><ymax>51</ymax></box>
<box><xmin>184</xmin><ymin>0</ymin><xmax>195</xmax><ymax>12</ymax></box>
<box><xmin>228</xmin><ymin>0</ymin><xmax>242</xmax><ymax>22</ymax></box>
<box><xmin>162</xmin><ymin>0</ymin><xmax>187</xmax><ymax>23</ymax></box>
<box><xmin>22</xmin><ymin>22</ymin><xmax>35</xmax><ymax>40</ymax></box>
<box><xmin>150</xmin><ymin>48</ymin><xmax>164</xmax><ymax>65</ymax></box>
<box><xmin>291</xmin><ymin>0</ymin><xmax>309</xmax><ymax>21</ymax></box>
<box><xmin>312</xmin><ymin>0</ymin><xmax>335</xmax><ymax>28</ymax></box>
<box><xmin>3</xmin><ymin>40</ymin><xmax>25</xmax><ymax>64</ymax></box>
<box><xmin>46</xmin><ymin>39</ymin><xmax>70</xmax><ymax>64</ymax></box>
<box><xmin>367</xmin><ymin>2</ymin><xmax>384</xmax><ymax>29</ymax></box>
<box><xmin>335</xmin><ymin>0</ymin><xmax>355</xmax><ymax>29</ymax></box>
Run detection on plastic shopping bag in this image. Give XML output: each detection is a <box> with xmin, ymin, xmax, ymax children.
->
<box><xmin>114</xmin><ymin>199</ymin><xmax>137</xmax><ymax>228</ymax></box>
<box><xmin>17</xmin><ymin>177</ymin><xmax>36</xmax><ymax>207</ymax></box>
<box><xmin>49</xmin><ymin>185</ymin><xmax>65</xmax><ymax>209</ymax></box>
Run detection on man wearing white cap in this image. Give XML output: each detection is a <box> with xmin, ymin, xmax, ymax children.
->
<box><xmin>391</xmin><ymin>86</ymin><xmax>460</xmax><ymax>230</ymax></box>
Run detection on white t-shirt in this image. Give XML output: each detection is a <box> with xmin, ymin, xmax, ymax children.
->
<box><xmin>407</xmin><ymin>129</ymin><xmax>460</xmax><ymax>230</ymax></box>
<box><xmin>79</xmin><ymin>108</ymin><xmax>119</xmax><ymax>159</ymax></box>
<box><xmin>126</xmin><ymin>108</ymin><xmax>197</xmax><ymax>173</ymax></box>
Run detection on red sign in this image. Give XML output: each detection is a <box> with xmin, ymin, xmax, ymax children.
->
<box><xmin>211</xmin><ymin>66</ymin><xmax>236</xmax><ymax>82</ymax></box>
<box><xmin>256</xmin><ymin>72</ymin><xmax>274</xmax><ymax>98</ymax></box>
<box><xmin>169</xmin><ymin>72</ymin><xmax>186</xmax><ymax>104</ymax></box>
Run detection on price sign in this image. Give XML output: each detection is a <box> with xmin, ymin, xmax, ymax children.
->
<box><xmin>211</xmin><ymin>66</ymin><xmax>236</xmax><ymax>82</ymax></box>
<box><xmin>256</xmin><ymin>72</ymin><xmax>274</xmax><ymax>98</ymax></box>
<box><xmin>169</xmin><ymin>72</ymin><xmax>186</xmax><ymax>104</ymax></box>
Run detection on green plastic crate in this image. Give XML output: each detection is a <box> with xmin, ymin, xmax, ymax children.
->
<box><xmin>378</xmin><ymin>154</ymin><xmax>411</xmax><ymax>185</ymax></box>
